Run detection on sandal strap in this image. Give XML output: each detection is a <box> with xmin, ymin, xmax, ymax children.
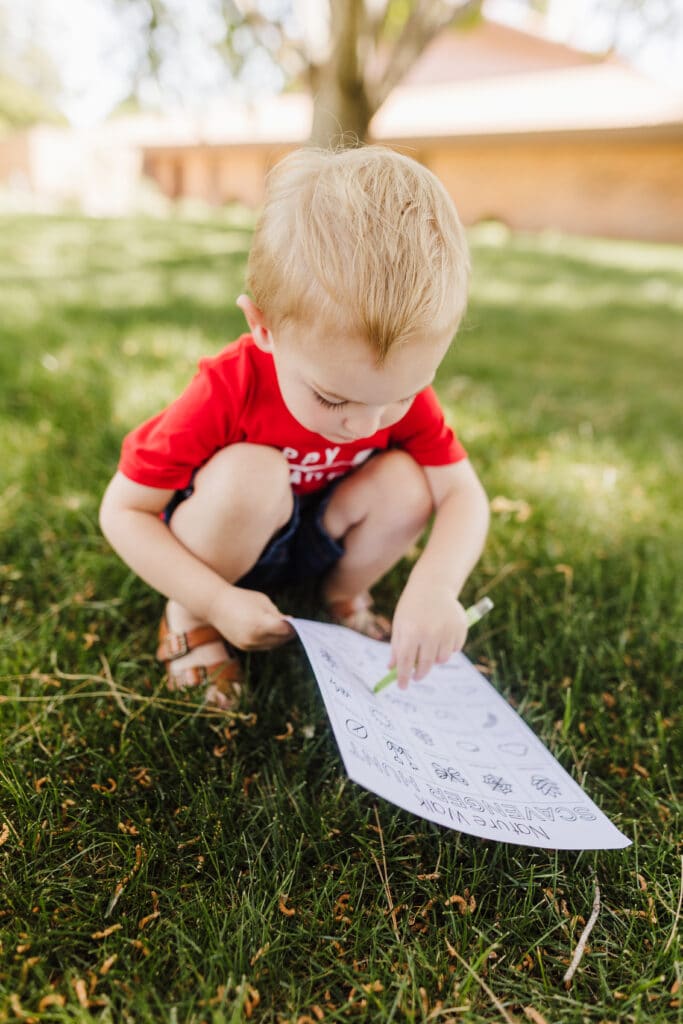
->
<box><xmin>326</xmin><ymin>593</ymin><xmax>372</xmax><ymax>620</ymax></box>
<box><xmin>326</xmin><ymin>593</ymin><xmax>392</xmax><ymax>641</ymax></box>
<box><xmin>156</xmin><ymin>616</ymin><xmax>223</xmax><ymax>662</ymax></box>
<box><xmin>166</xmin><ymin>659</ymin><xmax>243</xmax><ymax>693</ymax></box>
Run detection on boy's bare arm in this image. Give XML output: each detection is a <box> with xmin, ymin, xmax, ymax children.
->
<box><xmin>99</xmin><ymin>472</ymin><xmax>291</xmax><ymax>650</ymax></box>
<box><xmin>389</xmin><ymin>460</ymin><xmax>490</xmax><ymax>687</ymax></box>
<box><xmin>415</xmin><ymin>459</ymin><xmax>490</xmax><ymax>595</ymax></box>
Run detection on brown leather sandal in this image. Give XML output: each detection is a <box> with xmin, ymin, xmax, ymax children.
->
<box><xmin>326</xmin><ymin>592</ymin><xmax>392</xmax><ymax>641</ymax></box>
<box><xmin>156</xmin><ymin>613</ymin><xmax>244</xmax><ymax>711</ymax></box>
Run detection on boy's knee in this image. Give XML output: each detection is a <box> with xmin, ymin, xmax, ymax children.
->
<box><xmin>385</xmin><ymin>452</ymin><xmax>433</xmax><ymax>527</ymax></box>
<box><xmin>194</xmin><ymin>443</ymin><xmax>293</xmax><ymax>524</ymax></box>
<box><xmin>333</xmin><ymin>454</ymin><xmax>436</xmax><ymax>536</ymax></box>
<box><xmin>224</xmin><ymin>442</ymin><xmax>290</xmax><ymax>483</ymax></box>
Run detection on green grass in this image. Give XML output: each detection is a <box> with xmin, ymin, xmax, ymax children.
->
<box><xmin>0</xmin><ymin>211</ymin><xmax>681</xmax><ymax>1023</ymax></box>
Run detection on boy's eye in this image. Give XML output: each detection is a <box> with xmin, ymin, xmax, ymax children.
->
<box><xmin>314</xmin><ymin>392</ymin><xmax>348</xmax><ymax>409</ymax></box>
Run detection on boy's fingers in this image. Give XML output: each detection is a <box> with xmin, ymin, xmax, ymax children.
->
<box><xmin>265</xmin><ymin>617</ymin><xmax>295</xmax><ymax>646</ymax></box>
<box><xmin>276</xmin><ymin>615</ymin><xmax>295</xmax><ymax>633</ymax></box>
<box><xmin>397</xmin><ymin>636</ymin><xmax>451</xmax><ymax>684</ymax></box>
<box><xmin>436</xmin><ymin>641</ymin><xmax>452</xmax><ymax>664</ymax></box>
<box><xmin>415</xmin><ymin>641</ymin><xmax>439</xmax><ymax>680</ymax></box>
<box><xmin>395</xmin><ymin>645</ymin><xmax>418</xmax><ymax>689</ymax></box>
<box><xmin>267</xmin><ymin>632</ymin><xmax>294</xmax><ymax>649</ymax></box>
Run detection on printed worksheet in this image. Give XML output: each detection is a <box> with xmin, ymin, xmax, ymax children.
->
<box><xmin>291</xmin><ymin>618</ymin><xmax>631</xmax><ymax>850</ymax></box>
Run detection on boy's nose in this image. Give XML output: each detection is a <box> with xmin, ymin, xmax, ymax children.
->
<box><xmin>342</xmin><ymin>407</ymin><xmax>384</xmax><ymax>438</ymax></box>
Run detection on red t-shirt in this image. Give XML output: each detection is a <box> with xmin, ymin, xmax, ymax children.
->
<box><xmin>119</xmin><ymin>334</ymin><xmax>467</xmax><ymax>495</ymax></box>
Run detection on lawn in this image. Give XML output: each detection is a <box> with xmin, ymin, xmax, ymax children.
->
<box><xmin>0</xmin><ymin>211</ymin><xmax>681</xmax><ymax>1023</ymax></box>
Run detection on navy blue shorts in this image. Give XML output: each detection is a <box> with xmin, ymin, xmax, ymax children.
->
<box><xmin>163</xmin><ymin>479</ymin><xmax>345</xmax><ymax>591</ymax></box>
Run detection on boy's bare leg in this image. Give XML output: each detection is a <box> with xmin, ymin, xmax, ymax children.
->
<box><xmin>164</xmin><ymin>444</ymin><xmax>294</xmax><ymax>675</ymax></box>
<box><xmin>321</xmin><ymin>450</ymin><xmax>433</xmax><ymax>609</ymax></box>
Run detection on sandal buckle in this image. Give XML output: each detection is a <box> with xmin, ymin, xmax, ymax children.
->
<box><xmin>166</xmin><ymin>632</ymin><xmax>189</xmax><ymax>658</ymax></box>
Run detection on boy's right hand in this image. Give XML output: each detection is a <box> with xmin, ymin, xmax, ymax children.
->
<box><xmin>208</xmin><ymin>584</ymin><xmax>294</xmax><ymax>651</ymax></box>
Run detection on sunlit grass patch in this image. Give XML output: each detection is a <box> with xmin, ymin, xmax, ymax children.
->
<box><xmin>111</xmin><ymin>326</ymin><xmax>217</xmax><ymax>428</ymax></box>
<box><xmin>496</xmin><ymin>438</ymin><xmax>656</xmax><ymax>539</ymax></box>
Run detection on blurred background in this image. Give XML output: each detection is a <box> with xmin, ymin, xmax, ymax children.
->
<box><xmin>1</xmin><ymin>0</ymin><xmax>682</xmax><ymax>240</ymax></box>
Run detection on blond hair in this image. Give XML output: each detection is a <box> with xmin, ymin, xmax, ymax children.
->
<box><xmin>246</xmin><ymin>145</ymin><xmax>469</xmax><ymax>362</ymax></box>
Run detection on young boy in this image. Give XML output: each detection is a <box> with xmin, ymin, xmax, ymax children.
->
<box><xmin>99</xmin><ymin>145</ymin><xmax>490</xmax><ymax>709</ymax></box>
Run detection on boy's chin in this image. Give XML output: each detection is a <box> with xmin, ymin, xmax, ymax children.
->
<box><xmin>321</xmin><ymin>431</ymin><xmax>365</xmax><ymax>444</ymax></box>
<box><xmin>299</xmin><ymin>420</ymin><xmax>357</xmax><ymax>444</ymax></box>
<box><xmin>290</xmin><ymin>411</ymin><xmax>368</xmax><ymax>444</ymax></box>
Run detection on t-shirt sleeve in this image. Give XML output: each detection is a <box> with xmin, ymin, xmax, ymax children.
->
<box><xmin>118</xmin><ymin>353</ymin><xmax>246</xmax><ymax>489</ymax></box>
<box><xmin>390</xmin><ymin>387</ymin><xmax>467</xmax><ymax>466</ymax></box>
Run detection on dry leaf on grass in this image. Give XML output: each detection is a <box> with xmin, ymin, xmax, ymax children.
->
<box><xmin>241</xmin><ymin>984</ymin><xmax>260</xmax><ymax>1018</ymax></box>
<box><xmin>106</xmin><ymin>844</ymin><xmax>145</xmax><ymax>917</ymax></box>
<box><xmin>250</xmin><ymin>941</ymin><xmax>270</xmax><ymax>966</ymax></box>
<box><xmin>445</xmin><ymin>890</ymin><xmax>476</xmax><ymax>914</ymax></box>
<box><xmin>129</xmin><ymin>766</ymin><xmax>153</xmax><ymax>788</ymax></box>
<box><xmin>278</xmin><ymin>894</ymin><xmax>296</xmax><ymax>916</ymax></box>
<box><xmin>524</xmin><ymin>1007</ymin><xmax>549</xmax><ymax>1024</ymax></box>
<box><xmin>138</xmin><ymin>911</ymin><xmax>160</xmax><ymax>930</ymax></box>
<box><xmin>99</xmin><ymin>954</ymin><xmax>118</xmax><ymax>975</ymax></box>
<box><xmin>91</xmin><ymin>778</ymin><xmax>117</xmax><ymax>794</ymax></box>
<box><xmin>117</xmin><ymin>820</ymin><xmax>139</xmax><ymax>835</ymax></box>
<box><xmin>38</xmin><ymin>994</ymin><xmax>66</xmax><ymax>1011</ymax></box>
<box><xmin>72</xmin><ymin>977</ymin><xmax>89</xmax><ymax>1008</ymax></box>
<box><xmin>91</xmin><ymin>924</ymin><xmax>122</xmax><ymax>940</ymax></box>
<box><xmin>491</xmin><ymin>495</ymin><xmax>532</xmax><ymax>522</ymax></box>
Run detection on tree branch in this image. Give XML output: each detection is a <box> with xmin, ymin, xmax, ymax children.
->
<box><xmin>369</xmin><ymin>0</ymin><xmax>482</xmax><ymax>111</ymax></box>
<box><xmin>368</xmin><ymin>0</ymin><xmax>394</xmax><ymax>47</ymax></box>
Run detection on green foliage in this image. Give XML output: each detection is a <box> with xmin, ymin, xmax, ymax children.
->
<box><xmin>0</xmin><ymin>213</ymin><xmax>681</xmax><ymax>1022</ymax></box>
<box><xmin>0</xmin><ymin>74</ymin><xmax>63</xmax><ymax>133</ymax></box>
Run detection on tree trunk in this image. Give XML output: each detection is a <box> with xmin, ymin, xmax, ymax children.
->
<box><xmin>309</xmin><ymin>65</ymin><xmax>372</xmax><ymax>148</ymax></box>
<box><xmin>308</xmin><ymin>0</ymin><xmax>371</xmax><ymax>148</ymax></box>
<box><xmin>307</xmin><ymin>0</ymin><xmax>483</xmax><ymax>150</ymax></box>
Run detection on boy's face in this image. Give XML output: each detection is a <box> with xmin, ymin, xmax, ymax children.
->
<box><xmin>267</xmin><ymin>320</ymin><xmax>451</xmax><ymax>443</ymax></box>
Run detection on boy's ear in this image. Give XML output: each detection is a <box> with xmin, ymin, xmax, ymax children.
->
<box><xmin>236</xmin><ymin>294</ymin><xmax>274</xmax><ymax>351</ymax></box>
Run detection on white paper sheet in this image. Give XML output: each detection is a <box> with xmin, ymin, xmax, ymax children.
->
<box><xmin>290</xmin><ymin>618</ymin><xmax>631</xmax><ymax>850</ymax></box>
